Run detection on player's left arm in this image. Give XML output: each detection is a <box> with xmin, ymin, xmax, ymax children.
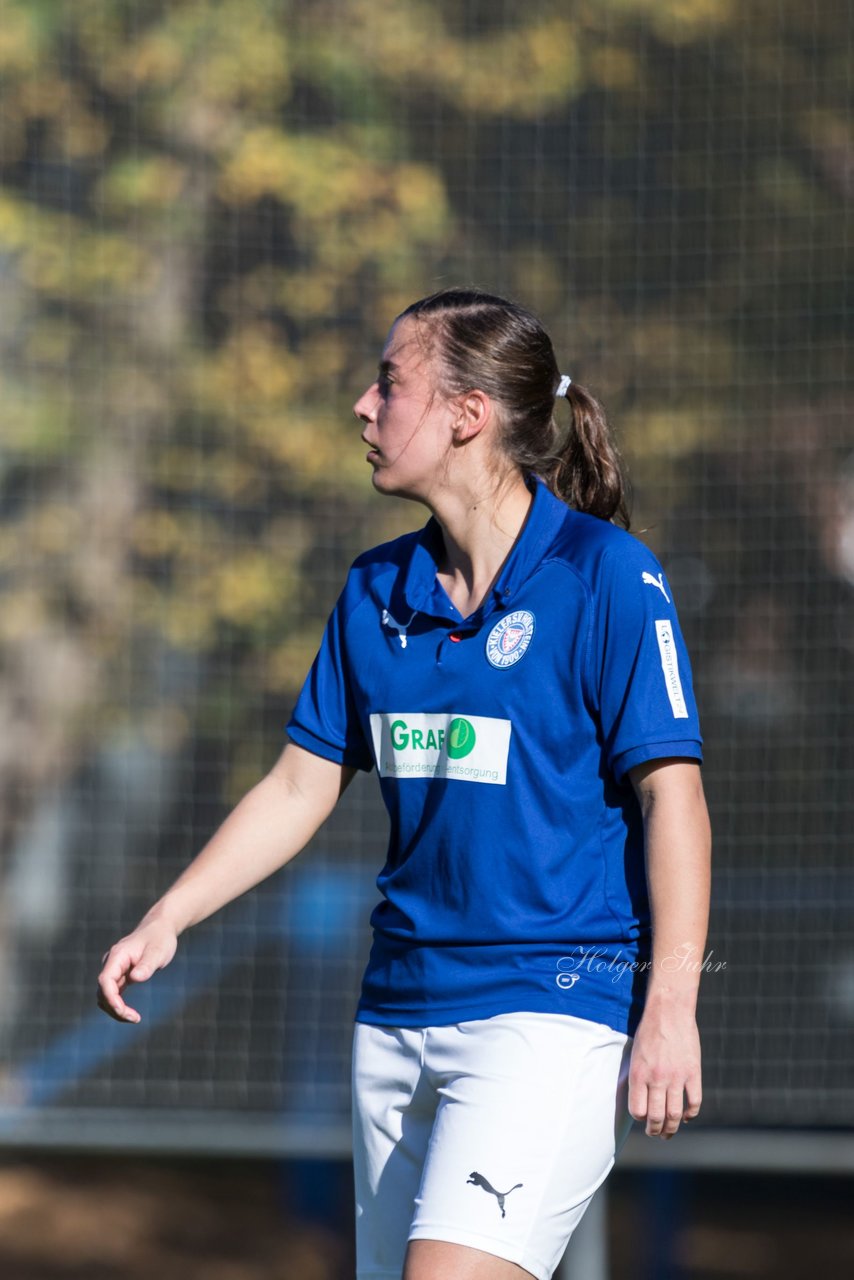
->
<box><xmin>627</xmin><ymin>757</ymin><xmax>712</xmax><ymax>1139</ymax></box>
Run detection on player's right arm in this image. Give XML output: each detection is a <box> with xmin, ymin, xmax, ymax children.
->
<box><xmin>97</xmin><ymin>743</ymin><xmax>355</xmax><ymax>1024</ymax></box>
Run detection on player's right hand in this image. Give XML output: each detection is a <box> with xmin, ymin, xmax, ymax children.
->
<box><xmin>97</xmin><ymin>922</ymin><xmax>178</xmax><ymax>1023</ymax></box>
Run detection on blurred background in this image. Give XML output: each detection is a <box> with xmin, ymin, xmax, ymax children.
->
<box><xmin>0</xmin><ymin>1</ymin><xmax>852</xmax><ymax>1276</ymax></box>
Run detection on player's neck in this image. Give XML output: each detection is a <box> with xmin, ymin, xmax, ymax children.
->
<box><xmin>429</xmin><ymin>471</ymin><xmax>533</xmax><ymax>618</ymax></box>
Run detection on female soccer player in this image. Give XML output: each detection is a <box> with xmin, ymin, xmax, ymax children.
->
<box><xmin>99</xmin><ymin>288</ymin><xmax>711</xmax><ymax>1280</ymax></box>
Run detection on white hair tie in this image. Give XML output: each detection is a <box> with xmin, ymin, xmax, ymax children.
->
<box><xmin>555</xmin><ymin>374</ymin><xmax>572</xmax><ymax>398</ymax></box>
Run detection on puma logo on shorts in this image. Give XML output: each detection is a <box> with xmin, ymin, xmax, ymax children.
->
<box><xmin>466</xmin><ymin>1170</ymin><xmax>523</xmax><ymax>1218</ymax></box>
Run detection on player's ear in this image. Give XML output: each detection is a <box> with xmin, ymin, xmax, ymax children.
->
<box><xmin>452</xmin><ymin>389</ymin><xmax>491</xmax><ymax>445</ymax></box>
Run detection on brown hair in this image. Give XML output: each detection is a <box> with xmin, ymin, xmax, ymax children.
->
<box><xmin>399</xmin><ymin>288</ymin><xmax>631</xmax><ymax>529</ymax></box>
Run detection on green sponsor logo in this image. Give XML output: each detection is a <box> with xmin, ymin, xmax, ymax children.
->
<box><xmin>388</xmin><ymin>716</ymin><xmax>477</xmax><ymax>759</ymax></box>
<box><xmin>447</xmin><ymin>717</ymin><xmax>476</xmax><ymax>759</ymax></box>
<box><xmin>390</xmin><ymin>719</ymin><xmax>445</xmax><ymax>752</ymax></box>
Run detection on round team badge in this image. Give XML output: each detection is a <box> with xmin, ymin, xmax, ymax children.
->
<box><xmin>485</xmin><ymin>610</ymin><xmax>536</xmax><ymax>669</ymax></box>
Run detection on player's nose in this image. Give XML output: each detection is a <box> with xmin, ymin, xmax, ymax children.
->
<box><xmin>353</xmin><ymin>382</ymin><xmax>379</xmax><ymax>423</ymax></box>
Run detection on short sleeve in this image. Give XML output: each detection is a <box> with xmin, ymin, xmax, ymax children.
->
<box><xmin>590</xmin><ymin>543</ymin><xmax>703</xmax><ymax>786</ymax></box>
<box><xmin>285</xmin><ymin>577</ymin><xmax>375</xmax><ymax>773</ymax></box>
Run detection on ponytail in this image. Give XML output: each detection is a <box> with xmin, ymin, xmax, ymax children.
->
<box><xmin>543</xmin><ymin>382</ymin><xmax>631</xmax><ymax>530</ymax></box>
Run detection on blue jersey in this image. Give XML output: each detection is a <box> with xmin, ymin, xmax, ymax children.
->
<box><xmin>286</xmin><ymin>473</ymin><xmax>703</xmax><ymax>1036</ymax></box>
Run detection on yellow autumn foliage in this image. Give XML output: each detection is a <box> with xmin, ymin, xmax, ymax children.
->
<box><xmin>0</xmin><ymin>0</ymin><xmax>847</xmax><ymax>800</ymax></box>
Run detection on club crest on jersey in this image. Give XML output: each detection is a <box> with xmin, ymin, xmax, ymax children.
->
<box><xmin>485</xmin><ymin>610</ymin><xmax>535</xmax><ymax>669</ymax></box>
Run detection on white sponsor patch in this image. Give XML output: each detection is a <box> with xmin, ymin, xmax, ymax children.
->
<box><xmin>655</xmin><ymin>620</ymin><xmax>689</xmax><ymax>718</ymax></box>
<box><xmin>369</xmin><ymin>712</ymin><xmax>512</xmax><ymax>785</ymax></box>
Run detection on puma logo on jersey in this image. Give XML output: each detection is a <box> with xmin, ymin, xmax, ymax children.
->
<box><xmin>466</xmin><ymin>1171</ymin><xmax>523</xmax><ymax>1218</ymax></box>
<box><xmin>381</xmin><ymin>608</ymin><xmax>417</xmax><ymax>649</ymax></box>
<box><xmin>642</xmin><ymin>571</ymin><xmax>670</xmax><ymax>602</ymax></box>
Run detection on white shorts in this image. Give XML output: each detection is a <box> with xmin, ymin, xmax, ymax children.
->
<box><xmin>352</xmin><ymin>1011</ymin><xmax>634</xmax><ymax>1280</ymax></box>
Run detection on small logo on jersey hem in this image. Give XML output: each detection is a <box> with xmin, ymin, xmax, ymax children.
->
<box><xmin>466</xmin><ymin>1171</ymin><xmax>523</xmax><ymax>1218</ymax></box>
<box><xmin>486</xmin><ymin>610</ymin><xmax>535</xmax><ymax>669</ymax></box>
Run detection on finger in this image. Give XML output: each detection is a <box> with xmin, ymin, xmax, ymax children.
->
<box><xmin>100</xmin><ymin>945</ymin><xmax>135</xmax><ymax>979</ymax></box>
<box><xmin>661</xmin><ymin>1086</ymin><xmax>685</xmax><ymax>1139</ymax></box>
<box><xmin>97</xmin><ymin>974</ymin><xmax>141</xmax><ymax>1022</ymax></box>
<box><xmin>644</xmin><ymin>1086</ymin><xmax>667</xmax><ymax>1137</ymax></box>
<box><xmin>684</xmin><ymin>1072</ymin><xmax>702</xmax><ymax>1121</ymax></box>
<box><xmin>96</xmin><ymin>985</ymin><xmax>141</xmax><ymax>1023</ymax></box>
<box><xmin>628</xmin><ymin>1077</ymin><xmax>648</xmax><ymax>1124</ymax></box>
<box><xmin>98</xmin><ymin>949</ymin><xmax>142</xmax><ymax>1022</ymax></box>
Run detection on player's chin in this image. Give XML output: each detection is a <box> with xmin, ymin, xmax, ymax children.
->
<box><xmin>368</xmin><ymin>466</ymin><xmax>412</xmax><ymax>499</ymax></box>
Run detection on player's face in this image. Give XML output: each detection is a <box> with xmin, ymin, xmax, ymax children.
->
<box><xmin>353</xmin><ymin>316</ymin><xmax>458</xmax><ymax>502</ymax></box>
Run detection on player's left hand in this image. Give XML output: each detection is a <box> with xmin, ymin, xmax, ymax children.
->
<box><xmin>627</xmin><ymin>1002</ymin><xmax>702</xmax><ymax>1139</ymax></box>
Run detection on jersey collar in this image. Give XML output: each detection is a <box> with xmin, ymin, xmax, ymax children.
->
<box><xmin>396</xmin><ymin>473</ymin><xmax>570</xmax><ymax>623</ymax></box>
